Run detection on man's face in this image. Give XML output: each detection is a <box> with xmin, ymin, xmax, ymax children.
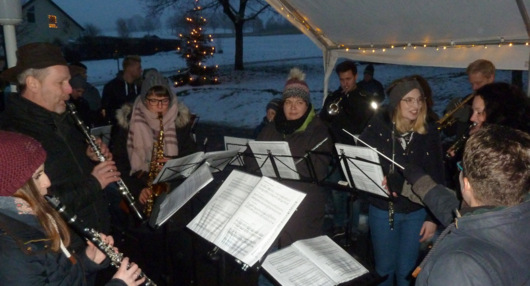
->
<box><xmin>338</xmin><ymin>70</ymin><xmax>357</xmax><ymax>93</ymax></box>
<box><xmin>29</xmin><ymin>65</ymin><xmax>72</xmax><ymax>114</ymax></box>
<box><xmin>266</xmin><ymin>108</ymin><xmax>277</xmax><ymax>122</ymax></box>
<box><xmin>468</xmin><ymin>72</ymin><xmax>494</xmax><ymax>91</ymax></box>
<box><xmin>71</xmin><ymin>87</ymin><xmax>85</xmax><ymax>100</ymax></box>
<box><xmin>127</xmin><ymin>62</ymin><xmax>142</xmax><ymax>80</ymax></box>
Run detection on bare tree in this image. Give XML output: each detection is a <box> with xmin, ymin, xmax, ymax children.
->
<box><xmin>116</xmin><ymin>18</ymin><xmax>130</xmax><ymax>38</ymax></box>
<box><xmin>144</xmin><ymin>0</ymin><xmax>270</xmax><ymax>70</ymax></box>
<box><xmin>84</xmin><ymin>24</ymin><xmax>102</xmax><ymax>37</ymax></box>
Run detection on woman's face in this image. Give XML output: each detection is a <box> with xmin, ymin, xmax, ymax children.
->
<box><xmin>145</xmin><ymin>94</ymin><xmax>170</xmax><ymax>115</ymax></box>
<box><xmin>283</xmin><ymin>97</ymin><xmax>308</xmax><ymax>120</ymax></box>
<box><xmin>470</xmin><ymin>96</ymin><xmax>486</xmax><ymax>134</ymax></box>
<box><xmin>398</xmin><ymin>88</ymin><xmax>423</xmax><ymax>123</ymax></box>
<box><xmin>32</xmin><ymin>164</ymin><xmax>50</xmax><ymax>196</ymax></box>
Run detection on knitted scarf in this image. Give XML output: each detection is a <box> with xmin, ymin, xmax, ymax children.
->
<box><xmin>127</xmin><ymin>97</ymin><xmax>179</xmax><ymax>174</ymax></box>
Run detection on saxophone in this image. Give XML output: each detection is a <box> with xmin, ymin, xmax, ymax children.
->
<box><xmin>45</xmin><ymin>195</ymin><xmax>157</xmax><ymax>286</ymax></box>
<box><xmin>144</xmin><ymin>112</ymin><xmax>169</xmax><ymax>217</ymax></box>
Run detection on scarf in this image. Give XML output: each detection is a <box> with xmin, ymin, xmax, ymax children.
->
<box><xmin>127</xmin><ymin>97</ymin><xmax>179</xmax><ymax>174</ymax></box>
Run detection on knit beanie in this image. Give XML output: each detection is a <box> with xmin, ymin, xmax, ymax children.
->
<box><xmin>266</xmin><ymin>98</ymin><xmax>282</xmax><ymax>113</ymax></box>
<box><xmin>388</xmin><ymin>78</ymin><xmax>423</xmax><ymax>110</ymax></box>
<box><xmin>140</xmin><ymin>69</ymin><xmax>175</xmax><ymax>99</ymax></box>
<box><xmin>364</xmin><ymin>64</ymin><xmax>375</xmax><ymax>76</ymax></box>
<box><xmin>0</xmin><ymin>131</ymin><xmax>47</xmax><ymax>196</ymax></box>
<box><xmin>283</xmin><ymin>68</ymin><xmax>310</xmax><ymax>104</ymax></box>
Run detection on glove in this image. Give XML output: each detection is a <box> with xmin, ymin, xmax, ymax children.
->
<box><xmin>387</xmin><ymin>171</ymin><xmax>405</xmax><ymax>194</ymax></box>
<box><xmin>403</xmin><ymin>163</ymin><xmax>426</xmax><ymax>185</ymax></box>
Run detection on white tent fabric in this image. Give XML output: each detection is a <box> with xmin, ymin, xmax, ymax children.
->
<box><xmin>265</xmin><ymin>0</ymin><xmax>530</xmax><ymax>98</ymax></box>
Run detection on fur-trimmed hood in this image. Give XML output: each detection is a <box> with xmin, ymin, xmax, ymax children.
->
<box><xmin>115</xmin><ymin>101</ymin><xmax>192</xmax><ymax>130</ymax></box>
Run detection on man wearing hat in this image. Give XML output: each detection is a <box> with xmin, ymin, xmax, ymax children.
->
<box><xmin>357</xmin><ymin>63</ymin><xmax>385</xmax><ymax>103</ymax></box>
<box><xmin>253</xmin><ymin>97</ymin><xmax>282</xmax><ymax>138</ymax></box>
<box><xmin>0</xmin><ymin>42</ymin><xmax>119</xmax><ymax>252</ymax></box>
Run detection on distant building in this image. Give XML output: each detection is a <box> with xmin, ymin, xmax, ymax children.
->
<box><xmin>17</xmin><ymin>0</ymin><xmax>84</xmax><ymax>46</ymax></box>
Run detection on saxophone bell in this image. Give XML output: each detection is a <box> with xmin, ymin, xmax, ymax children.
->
<box><xmin>437</xmin><ymin>93</ymin><xmax>474</xmax><ymax>131</ymax></box>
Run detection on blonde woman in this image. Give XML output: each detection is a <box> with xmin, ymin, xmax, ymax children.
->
<box><xmin>359</xmin><ymin>77</ymin><xmax>444</xmax><ymax>286</ymax></box>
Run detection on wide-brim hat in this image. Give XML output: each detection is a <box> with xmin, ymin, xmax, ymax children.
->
<box><xmin>0</xmin><ymin>42</ymin><xmax>68</xmax><ymax>83</ymax></box>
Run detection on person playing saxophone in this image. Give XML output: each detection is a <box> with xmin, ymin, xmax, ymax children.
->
<box><xmin>109</xmin><ymin>69</ymin><xmax>198</xmax><ymax>285</ymax></box>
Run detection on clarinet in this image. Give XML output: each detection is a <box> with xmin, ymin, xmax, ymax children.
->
<box><xmin>66</xmin><ymin>103</ymin><xmax>144</xmax><ymax>221</ymax></box>
<box><xmin>45</xmin><ymin>195</ymin><xmax>157</xmax><ymax>286</ymax></box>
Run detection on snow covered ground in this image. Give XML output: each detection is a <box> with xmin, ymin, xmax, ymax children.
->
<box><xmin>84</xmin><ymin>34</ymin><xmax>525</xmax><ymax>128</ymax></box>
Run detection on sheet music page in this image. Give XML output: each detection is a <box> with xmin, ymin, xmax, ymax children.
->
<box><xmin>152</xmin><ymin>151</ymin><xmax>205</xmax><ymax>184</ymax></box>
<box><xmin>224</xmin><ymin>136</ymin><xmax>254</xmax><ymax>166</ymax></box>
<box><xmin>203</xmin><ymin>149</ymin><xmax>239</xmax><ymax>173</ymax></box>
<box><xmin>155</xmin><ymin>163</ymin><xmax>214</xmax><ymax>227</ymax></box>
<box><xmin>214</xmin><ymin>176</ymin><xmax>306</xmax><ymax>266</ymax></box>
<box><xmin>294</xmin><ymin>235</ymin><xmax>369</xmax><ymax>284</ymax></box>
<box><xmin>262</xmin><ymin>244</ymin><xmax>335</xmax><ymax>286</ymax></box>
<box><xmin>187</xmin><ymin>170</ymin><xmax>261</xmax><ymax>243</ymax></box>
<box><xmin>248</xmin><ymin>141</ymin><xmax>300</xmax><ymax>180</ymax></box>
<box><xmin>335</xmin><ymin>143</ymin><xmax>389</xmax><ymax>198</ymax></box>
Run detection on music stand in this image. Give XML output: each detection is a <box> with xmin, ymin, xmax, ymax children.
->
<box><xmin>224</xmin><ymin>136</ymin><xmax>254</xmax><ymax>166</ymax></box>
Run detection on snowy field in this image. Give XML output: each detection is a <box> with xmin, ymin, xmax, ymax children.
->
<box><xmin>84</xmin><ymin>34</ymin><xmax>525</xmax><ymax>128</ymax></box>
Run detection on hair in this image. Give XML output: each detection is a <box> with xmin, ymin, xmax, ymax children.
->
<box><xmin>387</xmin><ymin>77</ymin><xmax>428</xmax><ymax>134</ymax></box>
<box><xmin>466</xmin><ymin>59</ymin><xmax>495</xmax><ymax>78</ymax></box>
<box><xmin>475</xmin><ymin>82</ymin><xmax>530</xmax><ymax>133</ymax></box>
<box><xmin>122</xmin><ymin>55</ymin><xmax>141</xmax><ymax>70</ymax></box>
<box><xmin>463</xmin><ymin>124</ymin><xmax>530</xmax><ymax>206</ymax></box>
<box><xmin>335</xmin><ymin>60</ymin><xmax>357</xmax><ymax>75</ymax></box>
<box><xmin>13</xmin><ymin>180</ymin><xmax>70</xmax><ymax>251</ymax></box>
<box><xmin>146</xmin><ymin>85</ymin><xmax>170</xmax><ymax>98</ymax></box>
<box><xmin>16</xmin><ymin>67</ymin><xmax>50</xmax><ymax>92</ymax></box>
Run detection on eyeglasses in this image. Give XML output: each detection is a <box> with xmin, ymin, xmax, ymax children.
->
<box><xmin>401</xmin><ymin>97</ymin><xmax>425</xmax><ymax>105</ymax></box>
<box><xmin>146</xmin><ymin>98</ymin><xmax>170</xmax><ymax>105</ymax></box>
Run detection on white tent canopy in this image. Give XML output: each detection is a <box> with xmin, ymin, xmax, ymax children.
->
<box><xmin>265</xmin><ymin>0</ymin><xmax>530</xmax><ymax>97</ymax></box>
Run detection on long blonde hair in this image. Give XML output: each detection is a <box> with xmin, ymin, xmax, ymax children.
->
<box><xmin>393</xmin><ymin>103</ymin><xmax>427</xmax><ymax>134</ymax></box>
<box><xmin>14</xmin><ymin>180</ymin><xmax>70</xmax><ymax>251</ymax></box>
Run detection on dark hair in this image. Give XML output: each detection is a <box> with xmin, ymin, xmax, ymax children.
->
<box><xmin>475</xmin><ymin>82</ymin><xmax>530</xmax><ymax>133</ymax></box>
<box><xmin>69</xmin><ymin>61</ymin><xmax>87</xmax><ymax>70</ymax></box>
<box><xmin>335</xmin><ymin>60</ymin><xmax>357</xmax><ymax>75</ymax></box>
<box><xmin>146</xmin><ymin>85</ymin><xmax>170</xmax><ymax>98</ymax></box>
<box><xmin>464</xmin><ymin>124</ymin><xmax>530</xmax><ymax>206</ymax></box>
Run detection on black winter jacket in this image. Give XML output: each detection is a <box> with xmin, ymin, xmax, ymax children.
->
<box><xmin>1</xmin><ymin>94</ymin><xmax>111</xmax><ymax>250</ymax></box>
<box><xmin>359</xmin><ymin>108</ymin><xmax>444</xmax><ymax>214</ymax></box>
<box><xmin>0</xmin><ymin>197</ymin><xmax>125</xmax><ymax>286</ymax></box>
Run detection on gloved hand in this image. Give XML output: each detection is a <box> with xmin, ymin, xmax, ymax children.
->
<box><xmin>403</xmin><ymin>163</ymin><xmax>426</xmax><ymax>185</ymax></box>
<box><xmin>387</xmin><ymin>171</ymin><xmax>405</xmax><ymax>194</ymax></box>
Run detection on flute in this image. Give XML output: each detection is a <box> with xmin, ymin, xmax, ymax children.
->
<box><xmin>67</xmin><ymin>103</ymin><xmax>144</xmax><ymax>221</ymax></box>
<box><xmin>45</xmin><ymin>195</ymin><xmax>157</xmax><ymax>286</ymax></box>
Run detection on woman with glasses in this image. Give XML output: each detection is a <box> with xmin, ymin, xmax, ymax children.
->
<box><xmin>359</xmin><ymin>77</ymin><xmax>444</xmax><ymax>286</ymax></box>
<box><xmin>109</xmin><ymin>69</ymin><xmax>198</xmax><ymax>285</ymax></box>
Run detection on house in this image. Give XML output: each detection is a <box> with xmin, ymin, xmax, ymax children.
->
<box><xmin>17</xmin><ymin>0</ymin><xmax>84</xmax><ymax>46</ymax></box>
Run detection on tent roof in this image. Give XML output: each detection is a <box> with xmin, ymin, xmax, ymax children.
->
<box><xmin>266</xmin><ymin>0</ymin><xmax>530</xmax><ymax>71</ymax></box>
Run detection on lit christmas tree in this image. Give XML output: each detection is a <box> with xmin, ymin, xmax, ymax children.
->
<box><xmin>173</xmin><ymin>1</ymin><xmax>219</xmax><ymax>86</ymax></box>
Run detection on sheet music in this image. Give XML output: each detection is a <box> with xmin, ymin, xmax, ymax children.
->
<box><xmin>203</xmin><ymin>149</ymin><xmax>239</xmax><ymax>173</ymax></box>
<box><xmin>248</xmin><ymin>141</ymin><xmax>300</xmax><ymax>180</ymax></box>
<box><xmin>187</xmin><ymin>170</ymin><xmax>261</xmax><ymax>242</ymax></box>
<box><xmin>224</xmin><ymin>136</ymin><xmax>254</xmax><ymax>166</ymax></box>
<box><xmin>154</xmin><ymin>163</ymin><xmax>214</xmax><ymax>227</ymax></box>
<box><xmin>90</xmin><ymin>125</ymin><xmax>112</xmax><ymax>146</ymax></box>
<box><xmin>262</xmin><ymin>235</ymin><xmax>369</xmax><ymax>286</ymax></box>
<box><xmin>187</xmin><ymin>169</ymin><xmax>306</xmax><ymax>267</ymax></box>
<box><xmin>335</xmin><ymin>143</ymin><xmax>388</xmax><ymax>198</ymax></box>
<box><xmin>152</xmin><ymin>152</ymin><xmax>205</xmax><ymax>184</ymax></box>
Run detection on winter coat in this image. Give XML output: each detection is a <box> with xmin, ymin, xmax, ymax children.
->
<box><xmin>0</xmin><ymin>197</ymin><xmax>125</xmax><ymax>286</ymax></box>
<box><xmin>101</xmin><ymin>76</ymin><xmax>140</xmax><ymax>124</ymax></box>
<box><xmin>110</xmin><ymin>102</ymin><xmax>198</xmax><ymax>228</ymax></box>
<box><xmin>320</xmin><ymin>87</ymin><xmax>375</xmax><ymax>145</ymax></box>
<box><xmin>415</xmin><ymin>195</ymin><xmax>530</xmax><ymax>285</ymax></box>
<box><xmin>359</xmin><ymin>108</ymin><xmax>444</xmax><ymax>214</ymax></box>
<box><xmin>0</xmin><ymin>94</ymin><xmax>111</xmax><ymax>251</ymax></box>
<box><xmin>247</xmin><ymin>108</ymin><xmax>333</xmax><ymax>247</ymax></box>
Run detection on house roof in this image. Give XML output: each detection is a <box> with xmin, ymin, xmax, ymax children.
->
<box><xmin>22</xmin><ymin>0</ymin><xmax>85</xmax><ymax>31</ymax></box>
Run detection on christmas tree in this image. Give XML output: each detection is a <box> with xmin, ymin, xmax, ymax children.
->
<box><xmin>173</xmin><ymin>1</ymin><xmax>219</xmax><ymax>86</ymax></box>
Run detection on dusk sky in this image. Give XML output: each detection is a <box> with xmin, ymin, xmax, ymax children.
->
<box><xmin>53</xmin><ymin>0</ymin><xmax>166</xmax><ymax>31</ymax></box>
